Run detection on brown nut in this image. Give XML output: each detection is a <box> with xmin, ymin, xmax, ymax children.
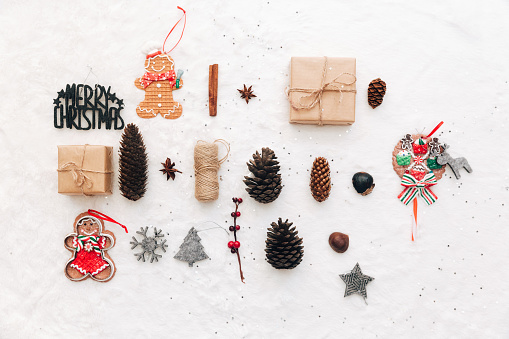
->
<box><xmin>328</xmin><ymin>232</ymin><xmax>349</xmax><ymax>253</ymax></box>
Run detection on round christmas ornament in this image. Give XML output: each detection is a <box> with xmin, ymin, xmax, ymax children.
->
<box><xmin>391</xmin><ymin>121</ymin><xmax>471</xmax><ymax>240</ymax></box>
<box><xmin>64</xmin><ymin>210</ymin><xmax>128</xmax><ymax>282</ymax></box>
<box><xmin>329</xmin><ymin>232</ymin><xmax>349</xmax><ymax>253</ymax></box>
<box><xmin>265</xmin><ymin>218</ymin><xmax>304</xmax><ymax>269</ymax></box>
<box><xmin>134</xmin><ymin>7</ymin><xmax>186</xmax><ymax>119</ymax></box>
<box><xmin>310</xmin><ymin>157</ymin><xmax>331</xmax><ymax>202</ymax></box>
<box><xmin>352</xmin><ymin>172</ymin><xmax>375</xmax><ymax>196</ymax></box>
<box><xmin>244</xmin><ymin>147</ymin><xmax>283</xmax><ymax>204</ymax></box>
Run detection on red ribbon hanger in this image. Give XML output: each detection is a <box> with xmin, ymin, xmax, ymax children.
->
<box><xmin>162</xmin><ymin>6</ymin><xmax>187</xmax><ymax>54</ymax></box>
<box><xmin>88</xmin><ymin>209</ymin><xmax>128</xmax><ymax>233</ymax></box>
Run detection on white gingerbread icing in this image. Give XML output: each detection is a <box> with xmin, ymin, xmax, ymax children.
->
<box><xmin>144</xmin><ymin>53</ymin><xmax>175</xmax><ymax>72</ymax></box>
<box><xmin>137</xmin><ymin>105</ymin><xmax>157</xmax><ymax>116</ymax></box>
<box><xmin>163</xmin><ymin>102</ymin><xmax>181</xmax><ymax>118</ymax></box>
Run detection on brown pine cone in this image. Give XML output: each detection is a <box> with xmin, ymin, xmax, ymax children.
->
<box><xmin>310</xmin><ymin>157</ymin><xmax>331</xmax><ymax>202</ymax></box>
<box><xmin>368</xmin><ymin>78</ymin><xmax>386</xmax><ymax>109</ymax></box>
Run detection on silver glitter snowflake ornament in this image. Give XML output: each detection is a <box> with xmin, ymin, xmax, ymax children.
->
<box><xmin>130</xmin><ymin>226</ymin><xmax>168</xmax><ymax>263</ymax></box>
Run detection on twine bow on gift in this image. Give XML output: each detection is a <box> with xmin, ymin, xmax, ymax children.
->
<box><xmin>57</xmin><ymin>144</ymin><xmax>113</xmax><ymax>196</ymax></box>
<box><xmin>398</xmin><ymin>171</ymin><xmax>438</xmax><ymax>206</ymax></box>
<box><xmin>58</xmin><ymin>162</ymin><xmax>94</xmax><ymax>189</ymax></box>
<box><xmin>287</xmin><ymin>56</ymin><xmax>357</xmax><ymax>125</ymax></box>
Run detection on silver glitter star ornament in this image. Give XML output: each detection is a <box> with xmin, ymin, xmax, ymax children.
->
<box><xmin>339</xmin><ymin>263</ymin><xmax>374</xmax><ymax>303</ymax></box>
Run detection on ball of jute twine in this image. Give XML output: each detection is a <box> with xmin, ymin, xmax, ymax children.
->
<box><xmin>194</xmin><ymin>139</ymin><xmax>230</xmax><ymax>202</ymax></box>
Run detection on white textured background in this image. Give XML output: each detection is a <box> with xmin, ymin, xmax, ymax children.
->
<box><xmin>0</xmin><ymin>0</ymin><xmax>508</xmax><ymax>338</ymax></box>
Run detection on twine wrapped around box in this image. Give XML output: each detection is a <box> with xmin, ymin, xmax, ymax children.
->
<box><xmin>287</xmin><ymin>57</ymin><xmax>357</xmax><ymax>126</ymax></box>
<box><xmin>57</xmin><ymin>145</ymin><xmax>113</xmax><ymax>196</ymax></box>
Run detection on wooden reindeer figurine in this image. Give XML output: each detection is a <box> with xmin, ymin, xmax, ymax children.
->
<box><xmin>436</xmin><ymin>144</ymin><xmax>472</xmax><ymax>179</ymax></box>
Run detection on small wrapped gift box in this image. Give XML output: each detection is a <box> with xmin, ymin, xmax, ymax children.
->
<box><xmin>288</xmin><ymin>57</ymin><xmax>356</xmax><ymax>125</ymax></box>
<box><xmin>57</xmin><ymin>145</ymin><xmax>113</xmax><ymax>195</ymax></box>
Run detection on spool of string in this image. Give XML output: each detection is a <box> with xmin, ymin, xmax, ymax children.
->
<box><xmin>194</xmin><ymin>139</ymin><xmax>230</xmax><ymax>202</ymax></box>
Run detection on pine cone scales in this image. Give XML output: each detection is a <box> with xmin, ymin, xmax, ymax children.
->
<box><xmin>310</xmin><ymin>157</ymin><xmax>331</xmax><ymax>202</ymax></box>
<box><xmin>119</xmin><ymin>124</ymin><xmax>148</xmax><ymax>201</ymax></box>
<box><xmin>266</xmin><ymin>218</ymin><xmax>304</xmax><ymax>269</ymax></box>
<box><xmin>368</xmin><ymin>78</ymin><xmax>386</xmax><ymax>109</ymax></box>
<box><xmin>244</xmin><ymin>147</ymin><xmax>282</xmax><ymax>203</ymax></box>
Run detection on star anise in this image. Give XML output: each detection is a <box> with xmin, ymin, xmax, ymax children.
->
<box><xmin>237</xmin><ymin>84</ymin><xmax>256</xmax><ymax>104</ymax></box>
<box><xmin>160</xmin><ymin>158</ymin><xmax>182</xmax><ymax>181</ymax></box>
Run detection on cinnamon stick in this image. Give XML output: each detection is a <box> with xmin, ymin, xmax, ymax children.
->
<box><xmin>208</xmin><ymin>64</ymin><xmax>218</xmax><ymax>116</ymax></box>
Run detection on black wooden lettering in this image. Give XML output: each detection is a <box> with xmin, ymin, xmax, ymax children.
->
<box><xmin>54</xmin><ymin>84</ymin><xmax>123</xmax><ymax>131</ymax></box>
<box><xmin>81</xmin><ymin>108</ymin><xmax>91</xmax><ymax>130</ymax></box>
<box><xmin>54</xmin><ymin>104</ymin><xmax>63</xmax><ymax>128</ymax></box>
<box><xmin>68</xmin><ymin>105</ymin><xmax>79</xmax><ymax>129</ymax></box>
<box><xmin>110</xmin><ymin>107</ymin><xmax>124</xmax><ymax>130</ymax></box>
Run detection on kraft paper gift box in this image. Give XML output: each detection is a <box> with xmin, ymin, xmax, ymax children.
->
<box><xmin>57</xmin><ymin>145</ymin><xmax>113</xmax><ymax>195</ymax></box>
<box><xmin>288</xmin><ymin>57</ymin><xmax>356</xmax><ymax>125</ymax></box>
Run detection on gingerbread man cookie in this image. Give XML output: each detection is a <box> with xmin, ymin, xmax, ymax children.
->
<box><xmin>135</xmin><ymin>50</ymin><xmax>183</xmax><ymax>119</ymax></box>
<box><xmin>64</xmin><ymin>212</ymin><xmax>116</xmax><ymax>282</ymax></box>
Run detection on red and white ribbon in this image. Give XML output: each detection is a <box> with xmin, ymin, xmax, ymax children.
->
<box><xmin>140</xmin><ymin>70</ymin><xmax>176</xmax><ymax>89</ymax></box>
<box><xmin>398</xmin><ymin>171</ymin><xmax>438</xmax><ymax>206</ymax></box>
<box><xmin>73</xmin><ymin>235</ymin><xmax>105</xmax><ymax>254</ymax></box>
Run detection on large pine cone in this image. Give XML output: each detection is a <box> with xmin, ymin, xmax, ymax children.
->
<box><xmin>310</xmin><ymin>157</ymin><xmax>331</xmax><ymax>202</ymax></box>
<box><xmin>243</xmin><ymin>147</ymin><xmax>283</xmax><ymax>204</ymax></box>
<box><xmin>118</xmin><ymin>123</ymin><xmax>148</xmax><ymax>201</ymax></box>
<box><xmin>368</xmin><ymin>78</ymin><xmax>386</xmax><ymax>109</ymax></box>
<box><xmin>265</xmin><ymin>218</ymin><xmax>304</xmax><ymax>269</ymax></box>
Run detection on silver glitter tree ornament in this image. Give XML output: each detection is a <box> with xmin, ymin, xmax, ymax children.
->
<box><xmin>339</xmin><ymin>263</ymin><xmax>374</xmax><ymax>304</ymax></box>
<box><xmin>130</xmin><ymin>226</ymin><xmax>168</xmax><ymax>263</ymax></box>
<box><xmin>174</xmin><ymin>227</ymin><xmax>209</xmax><ymax>267</ymax></box>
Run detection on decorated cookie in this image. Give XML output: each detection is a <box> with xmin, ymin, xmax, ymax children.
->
<box><xmin>412</xmin><ymin>137</ymin><xmax>428</xmax><ymax>155</ymax></box>
<box><xmin>134</xmin><ymin>7</ymin><xmax>186</xmax><ymax>120</ymax></box>
<box><xmin>400</xmin><ymin>134</ymin><xmax>413</xmax><ymax>151</ymax></box>
<box><xmin>426</xmin><ymin>156</ymin><xmax>443</xmax><ymax>170</ymax></box>
<box><xmin>396</xmin><ymin>150</ymin><xmax>411</xmax><ymax>166</ymax></box>
<box><xmin>392</xmin><ymin>134</ymin><xmax>445</xmax><ymax>180</ymax></box>
<box><xmin>428</xmin><ymin>137</ymin><xmax>442</xmax><ymax>157</ymax></box>
<box><xmin>64</xmin><ymin>212</ymin><xmax>116</xmax><ymax>282</ymax></box>
<box><xmin>135</xmin><ymin>51</ymin><xmax>184</xmax><ymax>119</ymax></box>
<box><xmin>392</xmin><ymin>123</ymin><xmax>445</xmax><ymax>241</ymax></box>
<box><xmin>393</xmin><ymin>122</ymin><xmax>472</xmax><ymax>240</ymax></box>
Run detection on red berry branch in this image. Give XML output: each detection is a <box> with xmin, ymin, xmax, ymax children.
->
<box><xmin>228</xmin><ymin>197</ymin><xmax>245</xmax><ymax>283</ymax></box>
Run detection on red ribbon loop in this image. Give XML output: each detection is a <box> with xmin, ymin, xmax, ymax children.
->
<box><xmin>88</xmin><ymin>209</ymin><xmax>128</xmax><ymax>233</ymax></box>
<box><xmin>162</xmin><ymin>6</ymin><xmax>187</xmax><ymax>54</ymax></box>
<box><xmin>425</xmin><ymin>121</ymin><xmax>444</xmax><ymax>138</ymax></box>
